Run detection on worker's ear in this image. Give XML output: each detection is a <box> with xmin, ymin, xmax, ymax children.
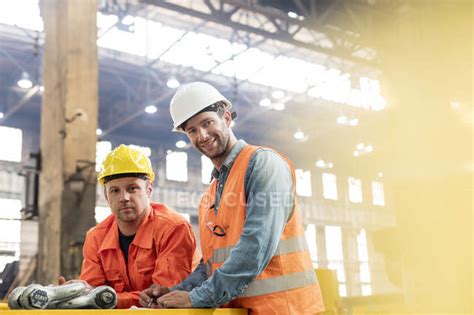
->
<box><xmin>146</xmin><ymin>180</ymin><xmax>153</xmax><ymax>198</ymax></box>
<box><xmin>222</xmin><ymin>111</ymin><xmax>232</xmax><ymax>127</ymax></box>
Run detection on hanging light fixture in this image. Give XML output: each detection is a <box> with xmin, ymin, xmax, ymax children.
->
<box><xmin>145</xmin><ymin>105</ymin><xmax>157</xmax><ymax>114</ymax></box>
<box><xmin>259</xmin><ymin>98</ymin><xmax>271</xmax><ymax>107</ymax></box>
<box><xmin>175</xmin><ymin>140</ymin><xmax>187</xmax><ymax>149</ymax></box>
<box><xmin>167</xmin><ymin>77</ymin><xmax>180</xmax><ymax>89</ymax></box>
<box><xmin>17</xmin><ymin>72</ymin><xmax>33</xmax><ymax>89</ymax></box>
<box><xmin>294</xmin><ymin>129</ymin><xmax>305</xmax><ymax>140</ymax></box>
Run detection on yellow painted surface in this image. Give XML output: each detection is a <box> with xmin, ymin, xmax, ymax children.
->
<box><xmin>0</xmin><ymin>308</ymin><xmax>247</xmax><ymax>314</ymax></box>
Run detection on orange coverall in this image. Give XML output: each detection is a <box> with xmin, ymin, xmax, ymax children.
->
<box><xmin>80</xmin><ymin>203</ymin><xmax>200</xmax><ymax>308</ymax></box>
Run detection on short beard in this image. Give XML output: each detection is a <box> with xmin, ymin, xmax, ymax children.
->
<box><xmin>197</xmin><ymin>121</ymin><xmax>230</xmax><ymax>160</ymax></box>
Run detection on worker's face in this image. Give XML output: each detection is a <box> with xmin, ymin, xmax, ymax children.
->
<box><xmin>104</xmin><ymin>177</ymin><xmax>153</xmax><ymax>224</ymax></box>
<box><xmin>184</xmin><ymin>111</ymin><xmax>231</xmax><ymax>160</ymax></box>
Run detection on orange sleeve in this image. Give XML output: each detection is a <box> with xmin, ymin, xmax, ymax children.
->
<box><xmin>79</xmin><ymin>231</ymin><xmax>107</xmax><ymax>287</ymax></box>
<box><xmin>116</xmin><ymin>291</ymin><xmax>140</xmax><ymax>309</ymax></box>
<box><xmin>152</xmin><ymin>222</ymin><xmax>199</xmax><ymax>287</ymax></box>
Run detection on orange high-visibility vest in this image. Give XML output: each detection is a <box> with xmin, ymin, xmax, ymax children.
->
<box><xmin>199</xmin><ymin>145</ymin><xmax>325</xmax><ymax>315</ymax></box>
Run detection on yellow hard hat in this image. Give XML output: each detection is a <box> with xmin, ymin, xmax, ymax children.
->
<box><xmin>98</xmin><ymin>144</ymin><xmax>155</xmax><ymax>185</ymax></box>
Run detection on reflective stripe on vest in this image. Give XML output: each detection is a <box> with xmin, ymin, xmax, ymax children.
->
<box><xmin>241</xmin><ymin>269</ymin><xmax>318</xmax><ymax>298</ymax></box>
<box><xmin>212</xmin><ymin>235</ymin><xmax>308</xmax><ymax>264</ymax></box>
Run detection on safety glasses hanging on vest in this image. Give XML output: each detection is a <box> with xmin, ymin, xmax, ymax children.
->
<box><xmin>205</xmin><ymin>204</ymin><xmax>227</xmax><ymax>237</ymax></box>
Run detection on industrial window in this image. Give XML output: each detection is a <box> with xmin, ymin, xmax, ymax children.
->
<box><xmin>372</xmin><ymin>181</ymin><xmax>385</xmax><ymax>206</ymax></box>
<box><xmin>0</xmin><ymin>126</ymin><xmax>22</xmax><ymax>162</ymax></box>
<box><xmin>295</xmin><ymin>169</ymin><xmax>312</xmax><ymax>197</ymax></box>
<box><xmin>95</xmin><ymin>206</ymin><xmax>111</xmax><ymax>224</ymax></box>
<box><xmin>325</xmin><ymin>225</ymin><xmax>346</xmax><ymax>296</ymax></box>
<box><xmin>166</xmin><ymin>151</ymin><xmax>188</xmax><ymax>182</ymax></box>
<box><xmin>201</xmin><ymin>155</ymin><xmax>214</xmax><ymax>184</ymax></box>
<box><xmin>305</xmin><ymin>224</ymin><xmax>318</xmax><ymax>267</ymax></box>
<box><xmin>322</xmin><ymin>172</ymin><xmax>338</xmax><ymax>200</ymax></box>
<box><xmin>95</xmin><ymin>141</ymin><xmax>112</xmax><ymax>172</ymax></box>
<box><xmin>0</xmin><ymin>198</ymin><xmax>22</xmax><ymax>272</ymax></box>
<box><xmin>348</xmin><ymin>177</ymin><xmax>363</xmax><ymax>203</ymax></box>
<box><xmin>357</xmin><ymin>229</ymin><xmax>372</xmax><ymax>295</ymax></box>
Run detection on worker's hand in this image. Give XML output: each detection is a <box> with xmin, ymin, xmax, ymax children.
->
<box><xmin>139</xmin><ymin>284</ymin><xmax>170</xmax><ymax>308</ymax></box>
<box><xmin>156</xmin><ymin>290</ymin><xmax>192</xmax><ymax>308</ymax></box>
<box><xmin>58</xmin><ymin>276</ymin><xmax>67</xmax><ymax>285</ymax></box>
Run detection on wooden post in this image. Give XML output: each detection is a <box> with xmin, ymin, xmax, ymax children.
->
<box><xmin>37</xmin><ymin>0</ymin><xmax>98</xmax><ymax>283</ymax></box>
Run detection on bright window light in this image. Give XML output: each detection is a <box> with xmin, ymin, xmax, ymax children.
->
<box><xmin>96</xmin><ymin>128</ymin><xmax>103</xmax><ymax>136</ymax></box>
<box><xmin>97</xmin><ymin>15</ymin><xmax>148</xmax><ymax>56</ymax></box>
<box><xmin>348</xmin><ymin>177</ymin><xmax>363</xmax><ymax>203</ymax></box>
<box><xmin>357</xmin><ymin>229</ymin><xmax>372</xmax><ymax>295</ymax></box>
<box><xmin>322</xmin><ymin>172</ymin><xmax>338</xmax><ymax>200</ymax></box>
<box><xmin>271</xmin><ymin>90</ymin><xmax>285</xmax><ymax>99</ymax></box>
<box><xmin>0</xmin><ymin>198</ymin><xmax>22</xmax><ymax>272</ymax></box>
<box><xmin>295</xmin><ymin>169</ymin><xmax>312</xmax><ymax>197</ymax></box>
<box><xmin>179</xmin><ymin>212</ymin><xmax>190</xmax><ymax>223</ymax></box>
<box><xmin>0</xmin><ymin>0</ymin><xmax>43</xmax><ymax>31</ymax></box>
<box><xmin>372</xmin><ymin>181</ymin><xmax>385</xmax><ymax>206</ymax></box>
<box><xmin>339</xmin><ymin>284</ymin><xmax>347</xmax><ymax>297</ymax></box>
<box><xmin>349</xmin><ymin>118</ymin><xmax>359</xmax><ymax>126</ymax></box>
<box><xmin>166</xmin><ymin>151</ymin><xmax>188</xmax><ymax>182</ymax></box>
<box><xmin>337</xmin><ymin>115</ymin><xmax>348</xmax><ymax>124</ymax></box>
<box><xmin>325</xmin><ymin>226</ymin><xmax>344</xmax><ymax>263</ymax></box>
<box><xmin>0</xmin><ymin>126</ymin><xmax>22</xmax><ymax>162</ymax></box>
<box><xmin>0</xmin><ymin>5</ymin><xmax>386</xmax><ymax>111</ymax></box>
<box><xmin>95</xmin><ymin>206</ymin><xmax>111</xmax><ymax>223</ymax></box>
<box><xmin>325</xmin><ymin>225</ymin><xmax>346</xmax><ymax>296</ymax></box>
<box><xmin>361</xmin><ymin>284</ymin><xmax>372</xmax><ymax>296</ymax></box>
<box><xmin>357</xmin><ymin>229</ymin><xmax>369</xmax><ymax>262</ymax></box>
<box><xmin>201</xmin><ymin>155</ymin><xmax>214</xmax><ymax>184</ymax></box>
<box><xmin>96</xmin><ymin>141</ymin><xmax>112</xmax><ymax>172</ymax></box>
<box><xmin>305</xmin><ymin>224</ymin><xmax>318</xmax><ymax>266</ymax></box>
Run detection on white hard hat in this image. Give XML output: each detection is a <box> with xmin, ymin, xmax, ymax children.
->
<box><xmin>170</xmin><ymin>81</ymin><xmax>232</xmax><ymax>132</ymax></box>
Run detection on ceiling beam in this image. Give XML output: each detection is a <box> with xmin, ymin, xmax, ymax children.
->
<box><xmin>140</xmin><ymin>0</ymin><xmax>379</xmax><ymax>68</ymax></box>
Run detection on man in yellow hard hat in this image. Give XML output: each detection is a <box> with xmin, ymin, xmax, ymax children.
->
<box><xmin>78</xmin><ymin>144</ymin><xmax>200</xmax><ymax>308</ymax></box>
<box><xmin>139</xmin><ymin>82</ymin><xmax>324</xmax><ymax>314</ymax></box>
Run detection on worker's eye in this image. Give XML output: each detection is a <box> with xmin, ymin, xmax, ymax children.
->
<box><xmin>110</xmin><ymin>188</ymin><xmax>119</xmax><ymax>194</ymax></box>
<box><xmin>186</xmin><ymin>128</ymin><xmax>196</xmax><ymax>135</ymax></box>
<box><xmin>129</xmin><ymin>186</ymin><xmax>139</xmax><ymax>192</ymax></box>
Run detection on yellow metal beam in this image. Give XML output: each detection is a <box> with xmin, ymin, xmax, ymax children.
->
<box><xmin>0</xmin><ymin>307</ymin><xmax>246</xmax><ymax>314</ymax></box>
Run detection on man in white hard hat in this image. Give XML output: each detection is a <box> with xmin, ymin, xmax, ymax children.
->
<box><xmin>140</xmin><ymin>82</ymin><xmax>324</xmax><ymax>314</ymax></box>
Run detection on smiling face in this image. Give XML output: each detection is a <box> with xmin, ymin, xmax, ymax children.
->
<box><xmin>104</xmin><ymin>176</ymin><xmax>153</xmax><ymax>227</ymax></box>
<box><xmin>184</xmin><ymin>110</ymin><xmax>235</xmax><ymax>166</ymax></box>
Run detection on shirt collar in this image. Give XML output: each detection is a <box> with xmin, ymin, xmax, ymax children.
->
<box><xmin>211</xmin><ymin>139</ymin><xmax>247</xmax><ymax>181</ymax></box>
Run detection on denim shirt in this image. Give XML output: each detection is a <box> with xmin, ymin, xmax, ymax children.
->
<box><xmin>172</xmin><ymin>140</ymin><xmax>294</xmax><ymax>308</ymax></box>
